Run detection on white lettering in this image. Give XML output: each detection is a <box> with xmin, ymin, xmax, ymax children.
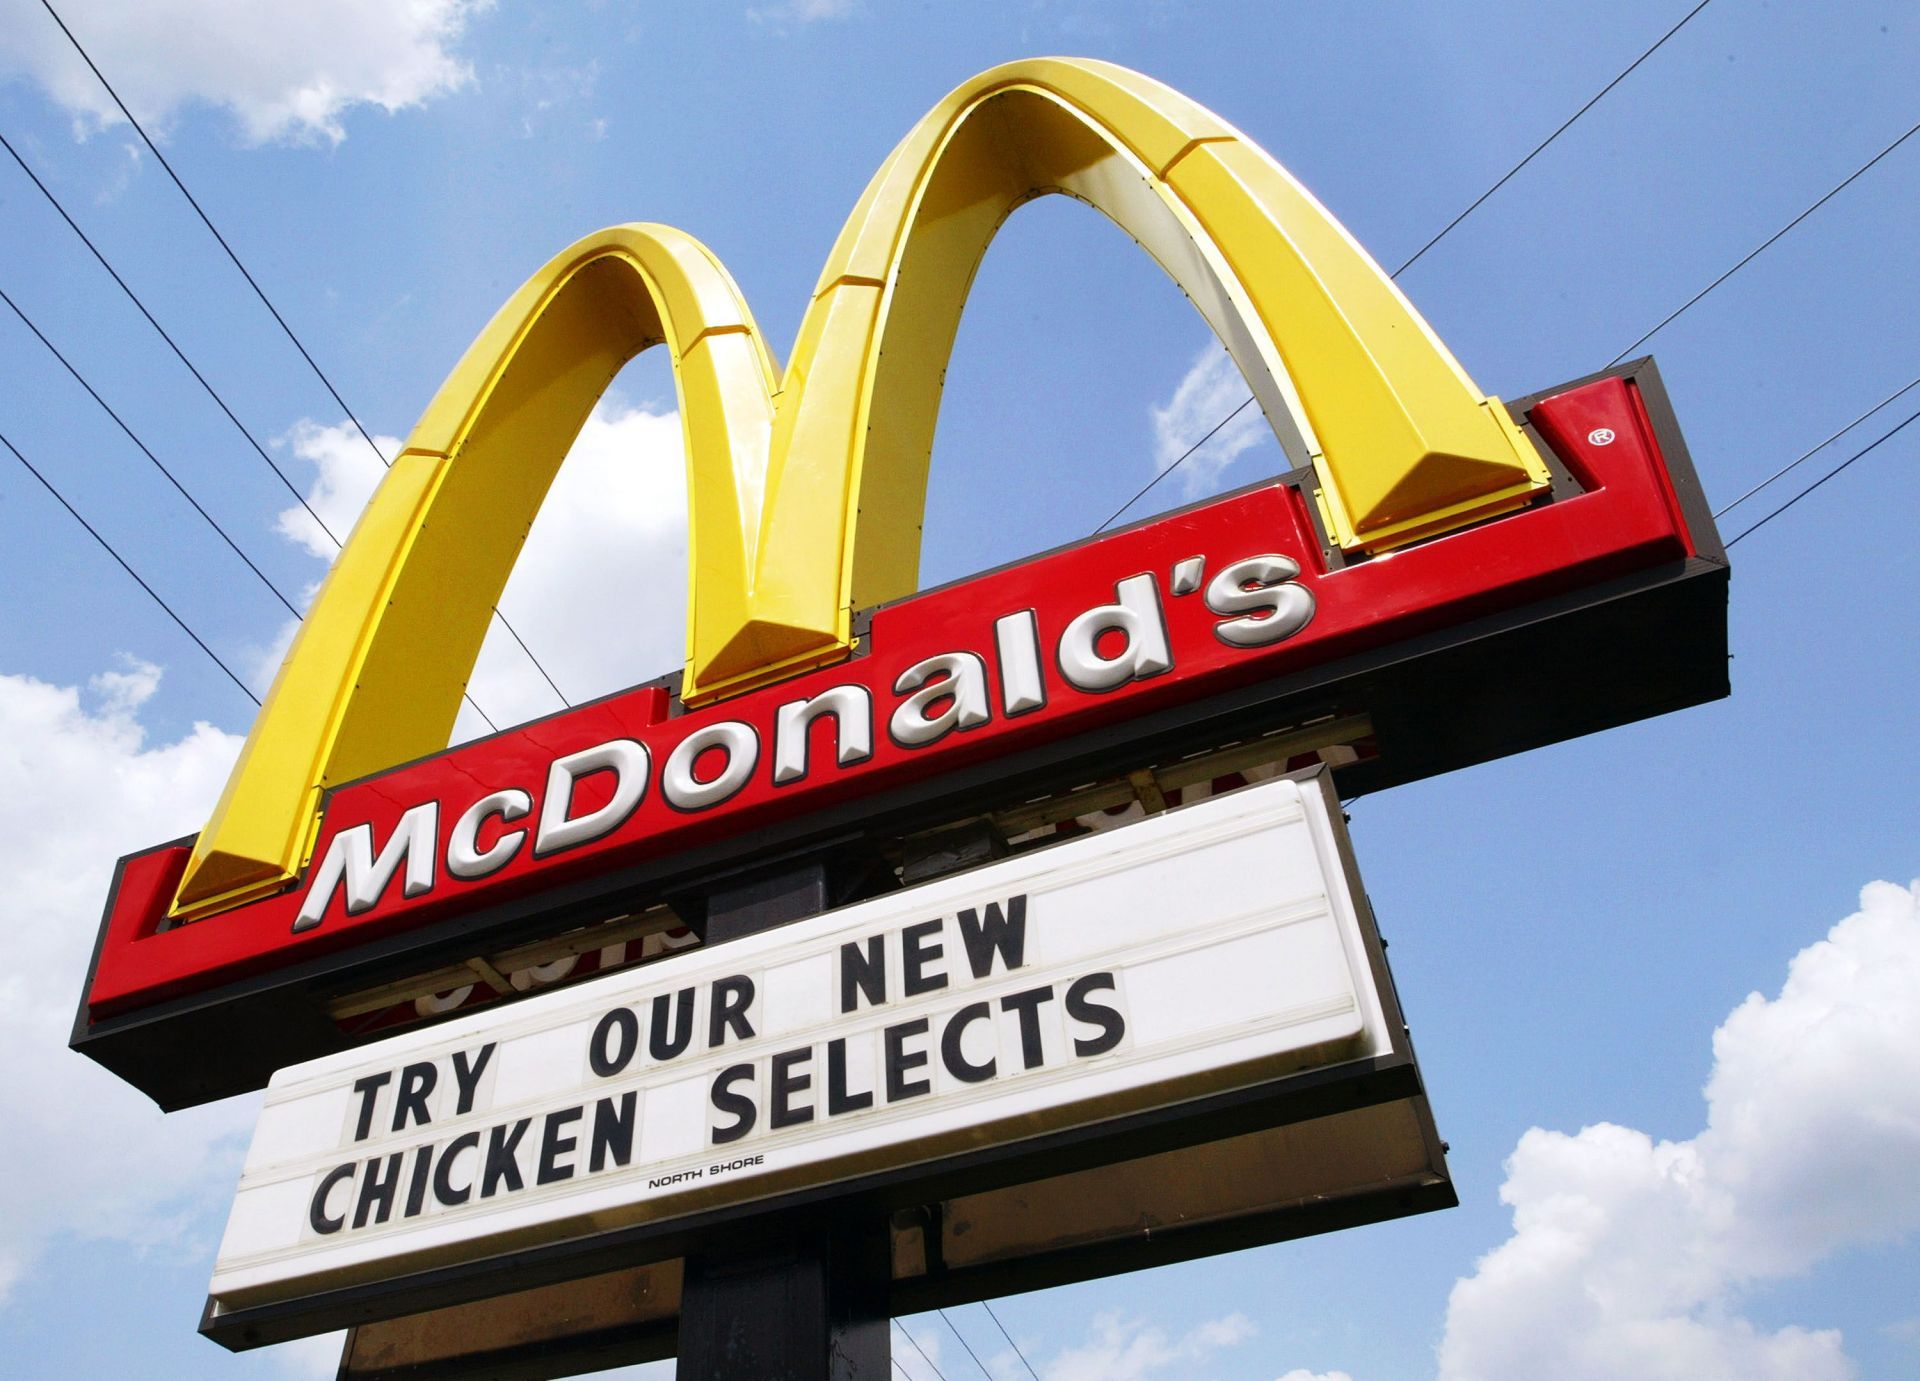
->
<box><xmin>993</xmin><ymin>609</ymin><xmax>1047</xmax><ymax>716</ymax></box>
<box><xmin>535</xmin><ymin>740</ymin><xmax>649</xmax><ymax>856</ymax></box>
<box><xmin>663</xmin><ymin>722</ymin><xmax>759</xmax><ymax>811</ymax></box>
<box><xmin>446</xmin><ymin>788</ymin><xmax>532</xmax><ymax>880</ymax></box>
<box><xmin>1056</xmin><ymin>573</ymin><xmax>1172</xmax><ymax>692</ymax></box>
<box><xmin>295</xmin><ymin>803</ymin><xmax>439</xmax><ymax>932</ymax></box>
<box><xmin>890</xmin><ymin>652</ymin><xmax>991</xmax><ymax>747</ymax></box>
<box><xmin>772</xmin><ymin>686</ymin><xmax>872</xmax><ymax>786</ymax></box>
<box><xmin>1205</xmin><ymin>555</ymin><xmax>1314</xmax><ymax>646</ymax></box>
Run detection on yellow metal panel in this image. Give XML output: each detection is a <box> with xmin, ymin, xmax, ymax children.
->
<box><xmin>175</xmin><ymin>61</ymin><xmax>1553</xmax><ymax>920</ymax></box>
<box><xmin>1165</xmin><ymin>140</ymin><xmax>1548</xmax><ymax>548</ymax></box>
<box><xmin>174</xmin><ymin>227</ymin><xmax>779</xmax><ymax>917</ymax></box>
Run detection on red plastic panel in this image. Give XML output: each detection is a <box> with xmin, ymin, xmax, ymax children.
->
<box><xmin>86</xmin><ymin>377</ymin><xmax>1695</xmax><ymax>1018</ymax></box>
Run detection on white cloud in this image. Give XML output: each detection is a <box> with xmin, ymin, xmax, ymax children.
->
<box><xmin>1148</xmin><ymin>345</ymin><xmax>1274</xmax><ymax>500</ymax></box>
<box><xmin>1277</xmin><ymin>1371</ymin><xmax>1356</xmax><ymax>1381</ymax></box>
<box><xmin>275</xmin><ymin>417</ymin><xmax>395</xmax><ymax>560</ymax></box>
<box><xmin>0</xmin><ymin>664</ymin><xmax>252</xmax><ymax>1301</ymax></box>
<box><xmin>747</xmin><ymin>0</ymin><xmax>856</xmax><ymax>25</ymax></box>
<box><xmin>0</xmin><ymin>0</ymin><xmax>485</xmax><ymax>145</ymax></box>
<box><xmin>1038</xmin><ymin>1308</ymin><xmax>1256</xmax><ymax>1381</ymax></box>
<box><xmin>1439</xmin><ymin>878</ymin><xmax>1920</xmax><ymax>1381</ymax></box>
<box><xmin>269</xmin><ymin>402</ymin><xmax>690</xmax><ymax>741</ymax></box>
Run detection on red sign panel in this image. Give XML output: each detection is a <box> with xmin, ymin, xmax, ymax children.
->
<box><xmin>83</xmin><ymin>374</ymin><xmax>1702</xmax><ymax>1028</ymax></box>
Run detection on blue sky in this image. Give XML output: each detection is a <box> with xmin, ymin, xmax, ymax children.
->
<box><xmin>1</xmin><ymin>2</ymin><xmax>1917</xmax><ymax>1378</ymax></box>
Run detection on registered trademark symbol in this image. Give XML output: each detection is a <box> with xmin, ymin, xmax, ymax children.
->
<box><xmin>1587</xmin><ymin>427</ymin><xmax>1616</xmax><ymax>446</ymax></box>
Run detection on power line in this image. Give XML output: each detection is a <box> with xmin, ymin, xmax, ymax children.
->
<box><xmin>980</xmin><ymin>1301</ymin><xmax>1041</xmax><ymax>1381</ymax></box>
<box><xmin>1</xmin><ymin>428</ymin><xmax>259</xmax><ymax>706</ymax></box>
<box><xmin>38</xmin><ymin>0</ymin><xmax>386</xmax><ymax>466</ymax></box>
<box><xmin>1723</xmin><ymin>403</ymin><xmax>1919</xmax><ymax>550</ymax></box>
<box><xmin>1609</xmin><ymin>116</ymin><xmax>1920</xmax><ymax>365</ymax></box>
<box><xmin>0</xmin><ymin>271</ymin><xmax>499</xmax><ymax>734</ymax></box>
<box><xmin>1092</xmin><ymin>394</ymin><xmax>1255</xmax><ymax>534</ymax></box>
<box><xmin>1713</xmin><ymin>369</ymin><xmax>1920</xmax><ymax>519</ymax></box>
<box><xmin>1132</xmin><ymin>101</ymin><xmax>1920</xmax><ymax>526</ymax></box>
<box><xmin>895</xmin><ymin>1321</ymin><xmax>951</xmax><ymax>1381</ymax></box>
<box><xmin>1100</xmin><ymin>5</ymin><xmax>1718</xmax><ymax>531</ymax></box>
<box><xmin>0</xmin><ymin>129</ymin><xmax>343</xmax><ymax>547</ymax></box>
<box><xmin>937</xmin><ymin>1308</ymin><xmax>996</xmax><ymax>1378</ymax></box>
<box><xmin>33</xmin><ymin>0</ymin><xmax>571</xmax><ymax>713</ymax></box>
<box><xmin>1395</xmin><ymin>0</ymin><xmax>1716</xmax><ymax>278</ymax></box>
<box><xmin>2</xmin><ymin>285</ymin><xmax>301</xmax><ymax>620</ymax></box>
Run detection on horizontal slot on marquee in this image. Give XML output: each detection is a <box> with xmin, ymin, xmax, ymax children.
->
<box><xmin>317</xmin><ymin>717</ymin><xmax>1376</xmax><ymax>1038</ymax></box>
<box><xmin>326</xmin><ymin>907</ymin><xmax>695</xmax><ymax>1026</ymax></box>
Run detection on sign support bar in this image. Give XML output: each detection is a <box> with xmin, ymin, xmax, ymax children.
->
<box><xmin>677</xmin><ymin>861</ymin><xmax>892</xmax><ymax>1379</ymax></box>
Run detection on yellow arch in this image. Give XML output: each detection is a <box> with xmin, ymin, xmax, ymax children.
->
<box><xmin>173</xmin><ymin>58</ymin><xmax>1548</xmax><ymax>920</ymax></box>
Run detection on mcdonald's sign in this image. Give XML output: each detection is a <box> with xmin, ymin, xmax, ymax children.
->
<box><xmin>72</xmin><ymin>59</ymin><xmax>1728</xmax><ymax>1115</ymax></box>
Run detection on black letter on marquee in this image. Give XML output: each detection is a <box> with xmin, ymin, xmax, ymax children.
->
<box><xmin>839</xmin><ymin>936</ymin><xmax>886</xmax><ymax>1013</ymax></box>
<box><xmin>770</xmin><ymin>1047</ymin><xmax>815</xmax><ymax>1129</ymax></box>
<box><xmin>941</xmin><ymin>1001</ymin><xmax>997</xmax><ymax>1083</ymax></box>
<box><xmin>590</xmin><ymin>1092</ymin><xmax>637</xmax><ymax>1172</ymax></box>
<box><xmin>709</xmin><ymin>975</ymin><xmax>756</xmax><ymax>1048</ymax></box>
<box><xmin>350</xmin><ymin>1070</ymin><xmax>391</xmax><ymax>1142</ymax></box>
<box><xmin>1065</xmin><ymin>972</ymin><xmax>1126</xmax><ymax>1056</ymax></box>
<box><xmin>433</xmin><ymin>1131</ymin><xmax>481</xmax><ymax>1207</ymax></box>
<box><xmin>999</xmin><ymin>984</ymin><xmax>1056</xmax><ymax>1070</ymax></box>
<box><xmin>403</xmin><ymin>1145</ymin><xmax>434</xmax><ymax>1218</ymax></box>
<box><xmin>827</xmin><ymin>1038</ymin><xmax>872</xmax><ymax>1115</ymax></box>
<box><xmin>958</xmin><ymin>895</ymin><xmax>1027</xmax><ymax>979</ymax></box>
<box><xmin>590</xmin><ymin>1008</ymin><xmax>639</xmax><ymax>1078</ymax></box>
<box><xmin>650</xmin><ymin>988</ymin><xmax>695</xmax><ymax>1061</ymax></box>
<box><xmin>354</xmin><ymin>1152</ymin><xmax>404</xmax><ymax>1229</ymax></box>
<box><xmin>482</xmin><ymin>1119</ymin><xmax>530</xmax><ymax>1197</ymax></box>
<box><xmin>537</xmin><ymin>1106</ymin><xmax>584</xmax><ymax>1186</ymax></box>
<box><xmin>451</xmin><ymin>1043</ymin><xmax>495</xmax><ymax>1115</ymax></box>
<box><xmin>392</xmin><ymin>1061</ymin><xmax>436</xmax><ymax>1132</ymax></box>
<box><xmin>884</xmin><ymin>1018</ymin><xmax>933</xmax><ymax>1102</ymax></box>
<box><xmin>901</xmin><ymin>919</ymin><xmax>948</xmax><ymax>997</ymax></box>
<box><xmin>710</xmin><ymin>1064</ymin><xmax>757</xmax><ymax>1145</ymax></box>
<box><xmin>309</xmin><ymin>1163</ymin><xmax>354</xmax><ymax>1235</ymax></box>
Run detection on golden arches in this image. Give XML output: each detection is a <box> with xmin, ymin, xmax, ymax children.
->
<box><xmin>172</xmin><ymin>58</ymin><xmax>1548</xmax><ymax>920</ymax></box>
<box><xmin>176</xmin><ymin>226</ymin><xmax>781</xmax><ymax>917</ymax></box>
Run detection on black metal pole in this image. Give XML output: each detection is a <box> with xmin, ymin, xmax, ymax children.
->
<box><xmin>675</xmin><ymin>863</ymin><xmax>892</xmax><ymax>1381</ymax></box>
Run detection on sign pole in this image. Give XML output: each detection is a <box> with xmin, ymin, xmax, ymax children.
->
<box><xmin>676</xmin><ymin>862</ymin><xmax>893</xmax><ymax>1380</ymax></box>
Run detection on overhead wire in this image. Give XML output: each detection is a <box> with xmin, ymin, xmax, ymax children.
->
<box><xmin>0</xmin><ymin>130</ymin><xmax>343</xmax><ymax>547</ymax></box>
<box><xmin>0</xmin><ymin>266</ymin><xmax>503</xmax><ymax>733</ymax></box>
<box><xmin>41</xmin><ymin>0</ymin><xmax>385</xmax><ymax>472</ymax></box>
<box><xmin>980</xmin><ymin>1300</ymin><xmax>1042</xmax><ymax>1381</ymax></box>
<box><xmin>1712</xmin><ymin>369</ymin><xmax>1920</xmax><ymax>520</ymax></box>
<box><xmin>1096</xmin><ymin>3</ymin><xmax>1719</xmax><ymax>532</ymax></box>
<box><xmin>894</xmin><ymin>1320</ymin><xmax>951</xmax><ymax>1381</ymax></box>
<box><xmin>1722</xmin><ymin>404</ymin><xmax>1919</xmax><ymax>550</ymax></box>
<box><xmin>1120</xmin><ymin>106</ymin><xmax>1920</xmax><ymax>536</ymax></box>
<box><xmin>1</xmin><ymin>285</ymin><xmax>302</xmax><ymax>620</ymax></box>
<box><xmin>1608</xmin><ymin>116</ymin><xmax>1920</xmax><ymax>365</ymax></box>
<box><xmin>1393</xmin><ymin>0</ymin><xmax>1716</xmax><ymax>278</ymax></box>
<box><xmin>32</xmin><ymin>0</ymin><xmax>572</xmax><ymax>714</ymax></box>
<box><xmin>936</xmin><ymin>1307</ymin><xmax>997</xmax><ymax>1378</ymax></box>
<box><xmin>1090</xmin><ymin>394</ymin><xmax>1255</xmax><ymax>534</ymax></box>
<box><xmin>1</xmin><ymin>428</ymin><xmax>260</xmax><ymax>706</ymax></box>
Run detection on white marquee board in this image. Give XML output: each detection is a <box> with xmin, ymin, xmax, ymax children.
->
<box><xmin>207</xmin><ymin>775</ymin><xmax>1393</xmax><ymax>1316</ymax></box>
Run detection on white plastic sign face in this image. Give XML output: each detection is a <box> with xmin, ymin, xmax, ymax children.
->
<box><xmin>208</xmin><ymin>776</ymin><xmax>1392</xmax><ymax>1313</ymax></box>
